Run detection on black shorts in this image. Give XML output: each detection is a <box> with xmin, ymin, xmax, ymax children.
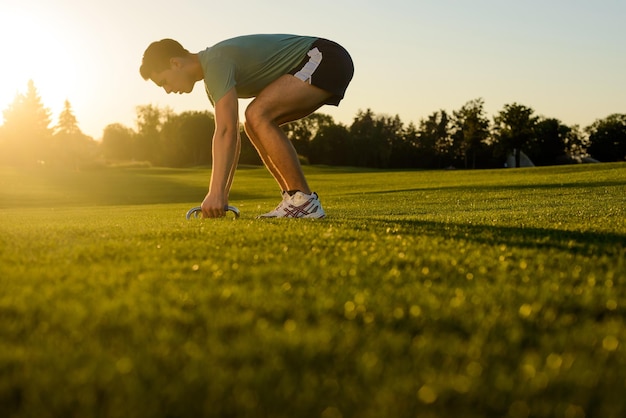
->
<box><xmin>289</xmin><ymin>38</ymin><xmax>354</xmax><ymax>105</ymax></box>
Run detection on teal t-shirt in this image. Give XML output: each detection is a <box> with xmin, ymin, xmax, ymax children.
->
<box><xmin>198</xmin><ymin>34</ymin><xmax>317</xmax><ymax>106</ymax></box>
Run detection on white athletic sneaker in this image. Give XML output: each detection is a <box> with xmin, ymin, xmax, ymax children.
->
<box><xmin>257</xmin><ymin>191</ymin><xmax>326</xmax><ymax>219</ymax></box>
<box><xmin>256</xmin><ymin>191</ymin><xmax>290</xmax><ymax>218</ymax></box>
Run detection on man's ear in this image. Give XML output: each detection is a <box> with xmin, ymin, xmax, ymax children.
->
<box><xmin>170</xmin><ymin>57</ymin><xmax>182</xmax><ymax>69</ymax></box>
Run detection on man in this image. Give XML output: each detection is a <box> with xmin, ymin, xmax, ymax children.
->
<box><xmin>140</xmin><ymin>34</ymin><xmax>354</xmax><ymax>218</ymax></box>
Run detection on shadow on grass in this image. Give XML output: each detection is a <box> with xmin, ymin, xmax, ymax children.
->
<box><xmin>353</xmin><ymin>180</ymin><xmax>626</xmax><ymax>196</ymax></box>
<box><xmin>367</xmin><ymin>218</ymin><xmax>626</xmax><ymax>257</ymax></box>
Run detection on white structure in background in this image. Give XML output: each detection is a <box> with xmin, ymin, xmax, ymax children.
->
<box><xmin>505</xmin><ymin>150</ymin><xmax>534</xmax><ymax>168</ymax></box>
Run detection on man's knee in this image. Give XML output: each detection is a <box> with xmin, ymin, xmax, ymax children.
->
<box><xmin>243</xmin><ymin>107</ymin><xmax>266</xmax><ymax>147</ymax></box>
<box><xmin>244</xmin><ymin>101</ymin><xmax>265</xmax><ymax>130</ymax></box>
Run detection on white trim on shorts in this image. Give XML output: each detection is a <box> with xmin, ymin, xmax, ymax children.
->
<box><xmin>293</xmin><ymin>47</ymin><xmax>323</xmax><ymax>84</ymax></box>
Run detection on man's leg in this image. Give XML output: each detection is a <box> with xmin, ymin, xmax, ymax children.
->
<box><xmin>244</xmin><ymin>74</ymin><xmax>332</xmax><ymax>194</ymax></box>
<box><xmin>244</xmin><ymin>130</ymin><xmax>289</xmax><ymax>192</ymax></box>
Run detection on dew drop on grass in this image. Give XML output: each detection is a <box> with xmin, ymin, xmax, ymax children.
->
<box><xmin>603</xmin><ymin>336</ymin><xmax>619</xmax><ymax>351</ymax></box>
<box><xmin>564</xmin><ymin>404</ymin><xmax>585</xmax><ymax>418</ymax></box>
<box><xmin>521</xmin><ymin>364</ymin><xmax>536</xmax><ymax>380</ymax></box>
<box><xmin>508</xmin><ymin>401</ymin><xmax>530</xmax><ymax>418</ymax></box>
<box><xmin>361</xmin><ymin>352</ymin><xmax>379</xmax><ymax>369</ymax></box>
<box><xmin>354</xmin><ymin>293</ymin><xmax>366</xmax><ymax>305</ymax></box>
<box><xmin>284</xmin><ymin>319</ymin><xmax>296</xmax><ymax>332</ymax></box>
<box><xmin>344</xmin><ymin>301</ymin><xmax>356</xmax><ymax>320</ymax></box>
<box><xmin>466</xmin><ymin>362</ymin><xmax>483</xmax><ymax>377</ymax></box>
<box><xmin>546</xmin><ymin>353</ymin><xmax>563</xmax><ymax>370</ymax></box>
<box><xmin>417</xmin><ymin>385</ymin><xmax>437</xmax><ymax>404</ymax></box>
<box><xmin>519</xmin><ymin>304</ymin><xmax>533</xmax><ymax>318</ymax></box>
<box><xmin>452</xmin><ymin>375</ymin><xmax>471</xmax><ymax>394</ymax></box>
<box><xmin>321</xmin><ymin>406</ymin><xmax>343</xmax><ymax>418</ymax></box>
<box><xmin>115</xmin><ymin>357</ymin><xmax>133</xmax><ymax>374</ymax></box>
<box><xmin>587</xmin><ymin>276</ymin><xmax>596</xmax><ymax>287</ymax></box>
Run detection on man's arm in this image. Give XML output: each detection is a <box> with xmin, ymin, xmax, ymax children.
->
<box><xmin>201</xmin><ymin>88</ymin><xmax>241</xmax><ymax>218</ymax></box>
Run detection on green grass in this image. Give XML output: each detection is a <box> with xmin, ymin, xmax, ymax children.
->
<box><xmin>0</xmin><ymin>163</ymin><xmax>625</xmax><ymax>418</ymax></box>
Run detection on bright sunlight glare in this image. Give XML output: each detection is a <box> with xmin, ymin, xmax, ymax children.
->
<box><xmin>0</xmin><ymin>7</ymin><xmax>85</xmax><ymax>126</ymax></box>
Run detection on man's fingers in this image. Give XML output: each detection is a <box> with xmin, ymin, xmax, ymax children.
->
<box><xmin>202</xmin><ymin>207</ymin><xmax>225</xmax><ymax>218</ymax></box>
<box><xmin>189</xmin><ymin>205</ymin><xmax>239</xmax><ymax>219</ymax></box>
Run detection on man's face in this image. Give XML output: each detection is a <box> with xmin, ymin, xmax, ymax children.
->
<box><xmin>150</xmin><ymin>59</ymin><xmax>194</xmax><ymax>94</ymax></box>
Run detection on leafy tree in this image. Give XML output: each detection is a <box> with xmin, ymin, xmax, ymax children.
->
<box><xmin>350</xmin><ymin>109</ymin><xmax>380</xmax><ymax>167</ymax></box>
<box><xmin>493</xmin><ymin>103</ymin><xmax>538</xmax><ymax>167</ymax></box>
<box><xmin>308</xmin><ymin>123</ymin><xmax>353</xmax><ymax>166</ymax></box>
<box><xmin>452</xmin><ymin>98</ymin><xmax>490</xmax><ymax>169</ymax></box>
<box><xmin>89</xmin><ymin>101</ymin><xmax>625</xmax><ymax>170</ymax></box>
<box><xmin>134</xmin><ymin>104</ymin><xmax>173</xmax><ymax>163</ymax></box>
<box><xmin>585</xmin><ymin>114</ymin><xmax>626</xmax><ymax>162</ymax></box>
<box><xmin>160</xmin><ymin>111</ymin><xmax>214</xmax><ymax>167</ymax></box>
<box><xmin>350</xmin><ymin>109</ymin><xmax>403</xmax><ymax>168</ymax></box>
<box><xmin>564</xmin><ymin>125</ymin><xmax>588</xmax><ymax>160</ymax></box>
<box><xmin>101</xmin><ymin>123</ymin><xmax>135</xmax><ymax>161</ymax></box>
<box><xmin>282</xmin><ymin>113</ymin><xmax>335</xmax><ymax>159</ymax></box>
<box><xmin>416</xmin><ymin>111</ymin><xmax>452</xmax><ymax>169</ymax></box>
<box><xmin>389</xmin><ymin>122</ymin><xmax>420</xmax><ymax>168</ymax></box>
<box><xmin>0</xmin><ymin>80</ymin><xmax>53</xmax><ymax>165</ymax></box>
<box><xmin>381</xmin><ymin>114</ymin><xmax>405</xmax><ymax>168</ymax></box>
<box><xmin>526</xmin><ymin>117</ymin><xmax>571</xmax><ymax>166</ymax></box>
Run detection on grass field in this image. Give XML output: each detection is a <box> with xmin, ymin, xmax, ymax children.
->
<box><xmin>0</xmin><ymin>163</ymin><xmax>625</xmax><ymax>418</ymax></box>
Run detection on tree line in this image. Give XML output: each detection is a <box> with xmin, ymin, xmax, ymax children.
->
<box><xmin>1</xmin><ymin>81</ymin><xmax>625</xmax><ymax>170</ymax></box>
<box><xmin>0</xmin><ymin>81</ymin><xmax>98</xmax><ymax>169</ymax></box>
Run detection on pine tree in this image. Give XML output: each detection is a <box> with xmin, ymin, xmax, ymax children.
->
<box><xmin>54</xmin><ymin>100</ymin><xmax>81</xmax><ymax>136</ymax></box>
<box><xmin>52</xmin><ymin>100</ymin><xmax>97</xmax><ymax>170</ymax></box>
<box><xmin>1</xmin><ymin>80</ymin><xmax>53</xmax><ymax>165</ymax></box>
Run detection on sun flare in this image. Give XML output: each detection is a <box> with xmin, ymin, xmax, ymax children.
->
<box><xmin>0</xmin><ymin>6</ymin><xmax>86</xmax><ymax>126</ymax></box>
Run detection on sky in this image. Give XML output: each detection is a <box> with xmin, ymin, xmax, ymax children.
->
<box><xmin>0</xmin><ymin>0</ymin><xmax>624</xmax><ymax>139</ymax></box>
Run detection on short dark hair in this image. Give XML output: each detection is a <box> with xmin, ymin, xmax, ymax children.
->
<box><xmin>140</xmin><ymin>39</ymin><xmax>190</xmax><ymax>80</ymax></box>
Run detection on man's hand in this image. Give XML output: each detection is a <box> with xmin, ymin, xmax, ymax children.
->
<box><xmin>201</xmin><ymin>192</ymin><xmax>227</xmax><ymax>218</ymax></box>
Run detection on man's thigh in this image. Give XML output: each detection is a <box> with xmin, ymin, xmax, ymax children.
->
<box><xmin>248</xmin><ymin>75</ymin><xmax>333</xmax><ymax>125</ymax></box>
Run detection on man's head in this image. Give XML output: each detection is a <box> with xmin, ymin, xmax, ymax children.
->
<box><xmin>140</xmin><ymin>39</ymin><xmax>200</xmax><ymax>94</ymax></box>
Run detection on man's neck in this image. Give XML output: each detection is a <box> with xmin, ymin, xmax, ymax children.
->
<box><xmin>189</xmin><ymin>53</ymin><xmax>204</xmax><ymax>81</ymax></box>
